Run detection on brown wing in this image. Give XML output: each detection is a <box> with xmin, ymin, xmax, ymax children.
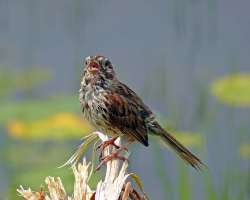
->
<box><xmin>101</xmin><ymin>83</ymin><xmax>151</xmax><ymax>146</ymax></box>
<box><xmin>112</xmin><ymin>81</ymin><xmax>154</xmax><ymax>118</ymax></box>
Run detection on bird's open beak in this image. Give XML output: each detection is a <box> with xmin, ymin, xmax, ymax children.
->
<box><xmin>88</xmin><ymin>61</ymin><xmax>100</xmax><ymax>73</ymax></box>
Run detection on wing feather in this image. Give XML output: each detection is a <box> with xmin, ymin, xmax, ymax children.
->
<box><xmin>101</xmin><ymin>85</ymin><xmax>150</xmax><ymax>146</ymax></box>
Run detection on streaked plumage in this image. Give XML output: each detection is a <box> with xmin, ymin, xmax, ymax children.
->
<box><xmin>79</xmin><ymin>55</ymin><xmax>203</xmax><ymax>169</ymax></box>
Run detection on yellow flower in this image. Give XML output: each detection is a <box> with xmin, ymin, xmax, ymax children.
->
<box><xmin>239</xmin><ymin>143</ymin><xmax>250</xmax><ymax>159</ymax></box>
<box><xmin>7</xmin><ymin>112</ymin><xmax>93</xmax><ymax>140</ymax></box>
<box><xmin>211</xmin><ymin>73</ymin><xmax>250</xmax><ymax>106</ymax></box>
<box><xmin>7</xmin><ymin>120</ymin><xmax>27</xmax><ymax>138</ymax></box>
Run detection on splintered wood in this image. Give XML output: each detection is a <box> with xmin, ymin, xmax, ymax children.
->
<box><xmin>17</xmin><ymin>132</ymin><xmax>147</xmax><ymax>200</ymax></box>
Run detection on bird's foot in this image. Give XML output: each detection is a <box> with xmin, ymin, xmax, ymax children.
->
<box><xmin>96</xmin><ymin>137</ymin><xmax>128</xmax><ymax>161</ymax></box>
<box><xmin>95</xmin><ymin>146</ymin><xmax>128</xmax><ymax>171</ymax></box>
<box><xmin>96</xmin><ymin>136</ymin><xmax>120</xmax><ymax>151</ymax></box>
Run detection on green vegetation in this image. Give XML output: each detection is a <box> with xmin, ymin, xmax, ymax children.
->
<box><xmin>0</xmin><ymin>96</ymin><xmax>80</xmax><ymax>124</ymax></box>
<box><xmin>0</xmin><ymin>67</ymin><xmax>52</xmax><ymax>98</ymax></box>
<box><xmin>211</xmin><ymin>73</ymin><xmax>250</xmax><ymax>106</ymax></box>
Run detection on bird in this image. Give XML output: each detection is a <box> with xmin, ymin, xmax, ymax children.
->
<box><xmin>79</xmin><ymin>54</ymin><xmax>203</xmax><ymax>170</ymax></box>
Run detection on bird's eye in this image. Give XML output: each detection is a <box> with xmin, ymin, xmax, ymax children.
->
<box><xmin>104</xmin><ymin>60</ymin><xmax>111</xmax><ymax>67</ymax></box>
<box><xmin>85</xmin><ymin>60</ymin><xmax>88</xmax><ymax>66</ymax></box>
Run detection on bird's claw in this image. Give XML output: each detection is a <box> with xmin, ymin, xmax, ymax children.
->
<box><xmin>97</xmin><ymin>137</ymin><xmax>127</xmax><ymax>161</ymax></box>
<box><xmin>95</xmin><ymin>150</ymin><xmax>129</xmax><ymax>171</ymax></box>
<box><xmin>96</xmin><ymin>136</ymin><xmax>120</xmax><ymax>151</ymax></box>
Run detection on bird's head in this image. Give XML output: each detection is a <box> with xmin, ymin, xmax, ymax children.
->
<box><xmin>82</xmin><ymin>55</ymin><xmax>115</xmax><ymax>84</ymax></box>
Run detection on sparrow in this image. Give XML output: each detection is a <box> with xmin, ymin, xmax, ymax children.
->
<box><xmin>79</xmin><ymin>55</ymin><xmax>203</xmax><ymax>169</ymax></box>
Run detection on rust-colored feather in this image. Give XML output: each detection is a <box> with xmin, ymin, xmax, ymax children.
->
<box><xmin>102</xmin><ymin>91</ymin><xmax>149</xmax><ymax>146</ymax></box>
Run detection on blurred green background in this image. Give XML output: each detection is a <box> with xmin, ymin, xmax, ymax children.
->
<box><xmin>0</xmin><ymin>0</ymin><xmax>250</xmax><ymax>199</ymax></box>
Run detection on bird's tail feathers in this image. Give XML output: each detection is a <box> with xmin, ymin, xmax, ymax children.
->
<box><xmin>151</xmin><ymin>124</ymin><xmax>204</xmax><ymax>170</ymax></box>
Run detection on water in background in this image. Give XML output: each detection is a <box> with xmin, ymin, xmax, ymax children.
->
<box><xmin>0</xmin><ymin>0</ymin><xmax>250</xmax><ymax>199</ymax></box>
